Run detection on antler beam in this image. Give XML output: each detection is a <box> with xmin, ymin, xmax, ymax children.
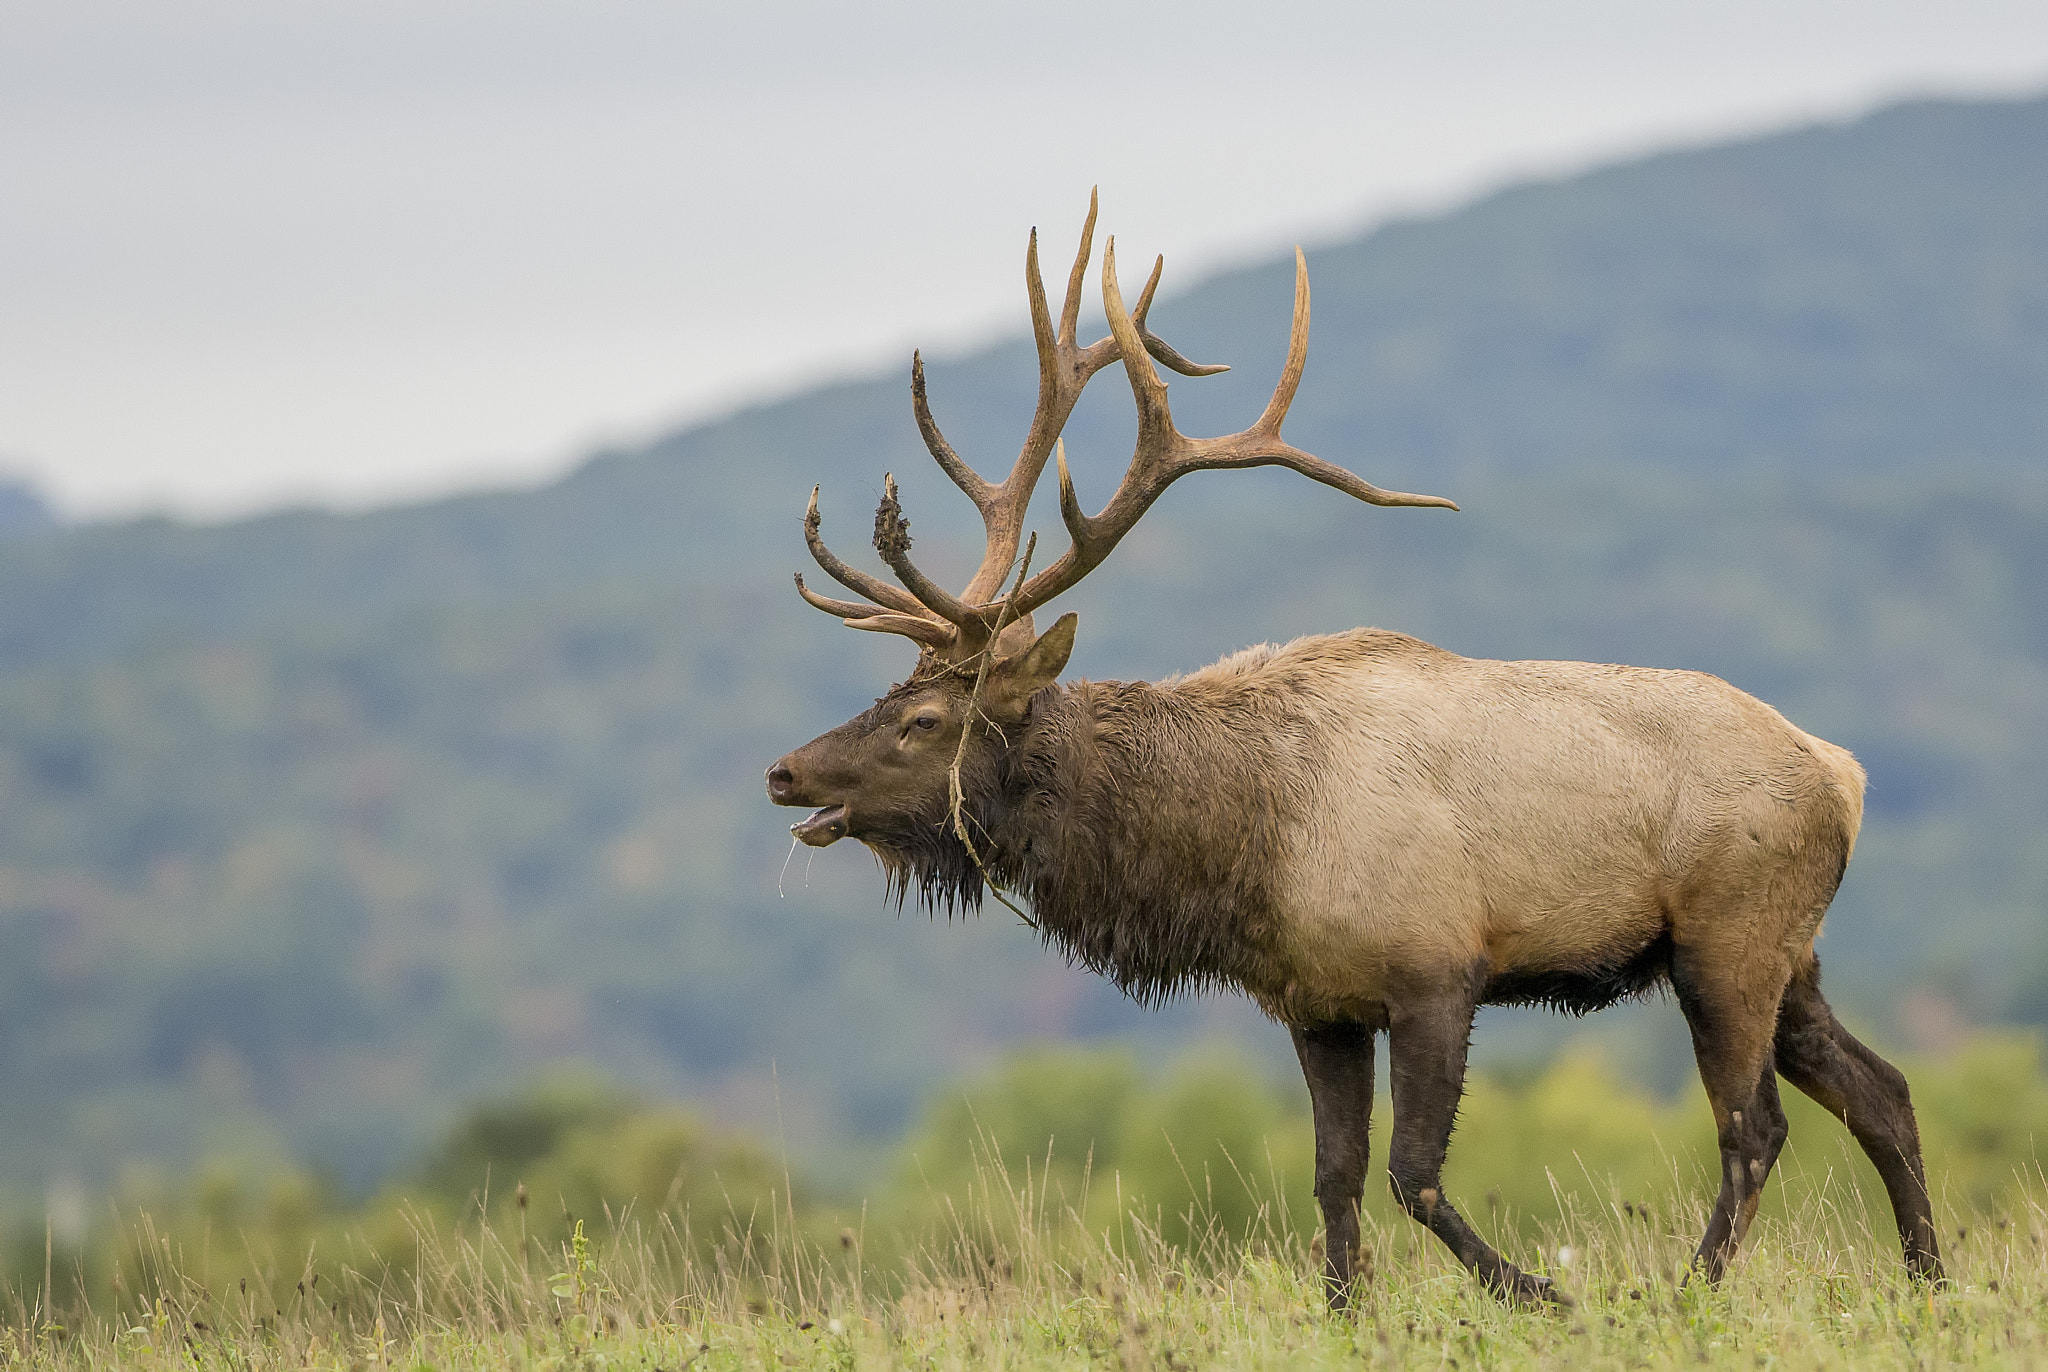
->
<box><xmin>793</xmin><ymin>195</ymin><xmax>1455</xmax><ymax>663</ymax></box>
<box><xmin>1010</xmin><ymin>241</ymin><xmax>1456</xmax><ymax>619</ymax></box>
<box><xmin>915</xmin><ymin>188</ymin><xmax>1231</xmax><ymax>611</ymax></box>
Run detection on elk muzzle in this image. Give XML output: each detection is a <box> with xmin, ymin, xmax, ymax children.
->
<box><xmin>765</xmin><ymin>756</ymin><xmax>850</xmax><ymax>847</ymax></box>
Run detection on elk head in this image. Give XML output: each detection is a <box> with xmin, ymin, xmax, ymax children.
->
<box><xmin>766</xmin><ymin>192</ymin><xmax>1455</xmax><ymax>897</ymax></box>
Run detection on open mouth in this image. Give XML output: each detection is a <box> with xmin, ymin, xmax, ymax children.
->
<box><xmin>791</xmin><ymin>803</ymin><xmax>849</xmax><ymax>847</ymax></box>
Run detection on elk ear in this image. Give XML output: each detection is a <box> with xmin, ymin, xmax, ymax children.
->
<box><xmin>987</xmin><ymin>613</ymin><xmax>1077</xmax><ymax>720</ymax></box>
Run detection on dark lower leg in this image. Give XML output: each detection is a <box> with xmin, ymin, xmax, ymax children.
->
<box><xmin>1754</xmin><ymin>1068</ymin><xmax>1790</xmax><ymax>1177</ymax></box>
<box><xmin>1775</xmin><ymin>961</ymin><xmax>1944</xmax><ymax>1281</ymax></box>
<box><xmin>1670</xmin><ymin>949</ymin><xmax>1783</xmax><ymax>1283</ymax></box>
<box><xmin>1385</xmin><ymin>994</ymin><xmax>1565</xmax><ymax>1307</ymax></box>
<box><xmin>1692</xmin><ymin>1066</ymin><xmax>1786</xmax><ymax>1279</ymax></box>
<box><xmin>1292</xmin><ymin>1022</ymin><xmax>1375</xmax><ymax>1309</ymax></box>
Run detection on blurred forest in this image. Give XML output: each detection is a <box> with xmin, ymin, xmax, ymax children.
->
<box><xmin>15</xmin><ymin>1038</ymin><xmax>2048</xmax><ymax>1309</ymax></box>
<box><xmin>0</xmin><ymin>93</ymin><xmax>2045</xmax><ymax>1229</ymax></box>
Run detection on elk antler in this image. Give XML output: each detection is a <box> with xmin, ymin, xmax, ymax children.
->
<box><xmin>795</xmin><ymin>193</ymin><xmax>1455</xmax><ymax>663</ymax></box>
<box><xmin>1008</xmin><ymin>241</ymin><xmax>1457</xmax><ymax>619</ymax></box>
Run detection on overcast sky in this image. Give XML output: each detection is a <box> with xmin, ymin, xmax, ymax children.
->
<box><xmin>4</xmin><ymin>1</ymin><xmax>2046</xmax><ymax>519</ymax></box>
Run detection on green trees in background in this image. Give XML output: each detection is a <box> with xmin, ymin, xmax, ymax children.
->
<box><xmin>415</xmin><ymin>1073</ymin><xmax>784</xmax><ymax>1247</ymax></box>
<box><xmin>896</xmin><ymin>1034</ymin><xmax>2048</xmax><ymax>1248</ymax></box>
<box><xmin>18</xmin><ymin>1034</ymin><xmax>2042</xmax><ymax>1310</ymax></box>
<box><xmin>891</xmin><ymin>1046</ymin><xmax>1315</xmax><ymax>1251</ymax></box>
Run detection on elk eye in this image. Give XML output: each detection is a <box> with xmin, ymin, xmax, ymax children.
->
<box><xmin>914</xmin><ymin>714</ymin><xmax>941</xmax><ymax>732</ymax></box>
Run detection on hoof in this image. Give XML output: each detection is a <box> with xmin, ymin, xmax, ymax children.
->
<box><xmin>1909</xmin><ymin>1261</ymin><xmax>1950</xmax><ymax>1291</ymax></box>
<box><xmin>1508</xmin><ymin>1272</ymin><xmax>1574</xmax><ymax>1310</ymax></box>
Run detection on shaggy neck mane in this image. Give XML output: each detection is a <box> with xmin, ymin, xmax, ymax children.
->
<box><xmin>885</xmin><ymin>665</ymin><xmax>1320</xmax><ymax>1006</ymax></box>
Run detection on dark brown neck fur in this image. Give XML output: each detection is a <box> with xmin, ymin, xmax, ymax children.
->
<box><xmin>971</xmin><ymin>676</ymin><xmax>1313</xmax><ymax>1005</ymax></box>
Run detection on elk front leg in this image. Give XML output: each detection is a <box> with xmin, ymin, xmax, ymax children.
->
<box><xmin>1669</xmin><ymin>942</ymin><xmax>1788</xmax><ymax>1282</ymax></box>
<box><xmin>1690</xmin><ymin>1059</ymin><xmax>1791</xmax><ymax>1280</ymax></box>
<box><xmin>1291</xmin><ymin>1021</ymin><xmax>1375</xmax><ymax>1309</ymax></box>
<box><xmin>1386</xmin><ymin>991</ymin><xmax>1567</xmax><ymax>1307</ymax></box>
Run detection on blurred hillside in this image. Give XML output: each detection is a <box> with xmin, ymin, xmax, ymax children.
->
<box><xmin>0</xmin><ymin>93</ymin><xmax>2044</xmax><ymax>1210</ymax></box>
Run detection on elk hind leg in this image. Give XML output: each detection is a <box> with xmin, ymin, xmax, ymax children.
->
<box><xmin>1385</xmin><ymin>990</ymin><xmax>1567</xmax><ymax>1307</ymax></box>
<box><xmin>1773</xmin><ymin>956</ymin><xmax>1944</xmax><ymax>1282</ymax></box>
<box><xmin>1292</xmin><ymin>1021</ymin><xmax>1375</xmax><ymax>1310</ymax></box>
<box><xmin>1670</xmin><ymin>942</ymin><xmax>1788</xmax><ymax>1282</ymax></box>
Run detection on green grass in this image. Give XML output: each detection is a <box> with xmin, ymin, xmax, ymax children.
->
<box><xmin>8</xmin><ymin>1144</ymin><xmax>2046</xmax><ymax>1371</ymax></box>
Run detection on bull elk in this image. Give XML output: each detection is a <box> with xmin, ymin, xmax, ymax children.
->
<box><xmin>765</xmin><ymin>195</ymin><xmax>1943</xmax><ymax>1306</ymax></box>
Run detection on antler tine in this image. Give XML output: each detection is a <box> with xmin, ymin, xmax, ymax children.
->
<box><xmin>1223</xmin><ymin>250</ymin><xmax>1459</xmax><ymax>511</ymax></box>
<box><xmin>802</xmin><ymin>486</ymin><xmax>933</xmax><ymax>618</ymax></box>
<box><xmin>870</xmin><ymin>474</ymin><xmax>998</xmax><ymax>639</ymax></box>
<box><xmin>950</xmin><ymin>198</ymin><xmax>1106</xmax><ymax>606</ymax></box>
<box><xmin>1133</xmin><ymin>254</ymin><xmax>1230</xmax><ymax>378</ymax></box>
<box><xmin>911</xmin><ymin>352</ymin><xmax>996</xmax><ymax>506</ymax></box>
<box><xmin>1253</xmin><ymin>248</ymin><xmax>1314</xmax><ymax>434</ymax></box>
<box><xmin>1102</xmin><ymin>236</ymin><xmax>1177</xmax><ymax>454</ymax></box>
<box><xmin>1024</xmin><ymin>225</ymin><xmax>1059</xmax><ymax>397</ymax></box>
<box><xmin>1015</xmin><ymin>243</ymin><xmax>1457</xmax><ymax>618</ymax></box>
<box><xmin>794</xmin><ymin>572</ymin><xmax>894</xmax><ymax>620</ymax></box>
<box><xmin>956</xmin><ymin>195</ymin><xmax>1229</xmax><ymax>607</ymax></box>
<box><xmin>793</xmin><ymin>486</ymin><xmax>967</xmax><ymax>652</ymax></box>
<box><xmin>1056</xmin><ymin>187</ymin><xmax>1099</xmax><ymax>348</ymax></box>
<box><xmin>844</xmin><ymin>612</ymin><xmax>959</xmax><ymax>650</ymax></box>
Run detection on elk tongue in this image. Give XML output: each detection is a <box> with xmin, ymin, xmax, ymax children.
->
<box><xmin>792</xmin><ymin>804</ymin><xmax>848</xmax><ymax>847</ymax></box>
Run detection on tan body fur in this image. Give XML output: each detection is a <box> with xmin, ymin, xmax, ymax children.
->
<box><xmin>1163</xmin><ymin>630</ymin><xmax>1862</xmax><ymax>1031</ymax></box>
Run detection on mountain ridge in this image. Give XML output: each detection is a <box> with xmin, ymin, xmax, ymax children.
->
<box><xmin>0</xmin><ymin>92</ymin><xmax>2043</xmax><ymax>1205</ymax></box>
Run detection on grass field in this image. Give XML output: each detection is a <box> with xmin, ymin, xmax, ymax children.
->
<box><xmin>8</xmin><ymin>1140</ymin><xmax>2045</xmax><ymax>1372</ymax></box>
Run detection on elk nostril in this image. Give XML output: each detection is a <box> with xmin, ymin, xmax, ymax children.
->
<box><xmin>766</xmin><ymin>765</ymin><xmax>796</xmax><ymax>796</ymax></box>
